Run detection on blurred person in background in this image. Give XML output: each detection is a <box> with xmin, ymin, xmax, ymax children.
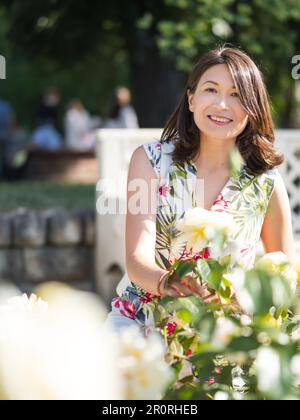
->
<box><xmin>31</xmin><ymin>86</ymin><xmax>63</xmax><ymax>151</ymax></box>
<box><xmin>31</xmin><ymin>122</ymin><xmax>63</xmax><ymax>151</ymax></box>
<box><xmin>104</xmin><ymin>86</ymin><xmax>139</xmax><ymax>128</ymax></box>
<box><xmin>64</xmin><ymin>98</ymin><xmax>98</xmax><ymax>151</ymax></box>
<box><xmin>35</xmin><ymin>86</ymin><xmax>61</xmax><ymax>130</ymax></box>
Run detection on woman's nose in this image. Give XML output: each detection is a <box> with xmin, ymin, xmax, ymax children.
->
<box><xmin>214</xmin><ymin>94</ymin><xmax>229</xmax><ymax>109</ymax></box>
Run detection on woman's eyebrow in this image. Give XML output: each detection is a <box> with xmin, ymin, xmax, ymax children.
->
<box><xmin>201</xmin><ymin>80</ymin><xmax>236</xmax><ymax>89</ymax></box>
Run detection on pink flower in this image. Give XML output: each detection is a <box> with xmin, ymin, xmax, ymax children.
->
<box><xmin>203</xmin><ymin>248</ymin><xmax>211</xmax><ymax>259</ymax></box>
<box><xmin>192</xmin><ymin>248</ymin><xmax>211</xmax><ymax>261</ymax></box>
<box><xmin>185</xmin><ymin>348</ymin><xmax>193</xmax><ymax>357</ymax></box>
<box><xmin>155</xmin><ymin>143</ymin><xmax>161</xmax><ymax>149</ymax></box>
<box><xmin>159</xmin><ymin>183</ymin><xmax>170</xmax><ymax>197</ymax></box>
<box><xmin>208</xmin><ymin>377</ymin><xmax>215</xmax><ymax>384</ymax></box>
<box><xmin>166</xmin><ymin>321</ymin><xmax>177</xmax><ymax>335</ymax></box>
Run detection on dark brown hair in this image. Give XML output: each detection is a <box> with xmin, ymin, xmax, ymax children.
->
<box><xmin>161</xmin><ymin>46</ymin><xmax>283</xmax><ymax>175</ymax></box>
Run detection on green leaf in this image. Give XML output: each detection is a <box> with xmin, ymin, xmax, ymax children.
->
<box><xmin>177</xmin><ymin>308</ymin><xmax>192</xmax><ymax>324</ymax></box>
<box><xmin>228</xmin><ymin>336</ymin><xmax>259</xmax><ymax>352</ymax></box>
<box><xmin>193</xmin><ymin>312</ymin><xmax>215</xmax><ymax>342</ymax></box>
<box><xmin>218</xmin><ymin>285</ymin><xmax>231</xmax><ymax>300</ymax></box>
<box><xmin>196</xmin><ymin>258</ymin><xmax>211</xmax><ymax>282</ymax></box>
<box><xmin>172</xmin><ymin>361</ymin><xmax>183</xmax><ymax>377</ymax></box>
<box><xmin>170</xmin><ymin>337</ymin><xmax>184</xmax><ymax>358</ymax></box>
<box><xmin>176</xmin><ymin>295</ymin><xmax>204</xmax><ymax>316</ymax></box>
<box><xmin>206</xmin><ymin>259</ymin><xmax>224</xmax><ymax>290</ymax></box>
<box><xmin>174</xmin><ymin>260</ymin><xmax>197</xmax><ymax>279</ymax></box>
<box><xmin>218</xmin><ymin>365</ymin><xmax>235</xmax><ymax>385</ymax></box>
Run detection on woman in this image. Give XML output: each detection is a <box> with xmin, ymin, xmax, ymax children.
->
<box><xmin>105</xmin><ymin>46</ymin><xmax>295</xmax><ymax>336</ymax></box>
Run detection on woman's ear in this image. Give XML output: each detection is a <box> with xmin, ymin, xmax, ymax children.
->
<box><xmin>187</xmin><ymin>89</ymin><xmax>194</xmax><ymax>112</ymax></box>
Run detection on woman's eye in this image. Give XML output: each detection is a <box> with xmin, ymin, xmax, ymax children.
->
<box><xmin>231</xmin><ymin>92</ymin><xmax>239</xmax><ymax>97</ymax></box>
<box><xmin>205</xmin><ymin>88</ymin><xmax>217</xmax><ymax>93</ymax></box>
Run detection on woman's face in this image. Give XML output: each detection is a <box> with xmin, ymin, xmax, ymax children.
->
<box><xmin>187</xmin><ymin>64</ymin><xmax>249</xmax><ymax>141</ymax></box>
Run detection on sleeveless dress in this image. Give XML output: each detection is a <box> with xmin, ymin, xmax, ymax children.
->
<box><xmin>106</xmin><ymin>139</ymin><xmax>278</xmax><ymax>335</ymax></box>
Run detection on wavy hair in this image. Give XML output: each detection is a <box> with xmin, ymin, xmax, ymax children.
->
<box><xmin>161</xmin><ymin>46</ymin><xmax>283</xmax><ymax>175</ymax></box>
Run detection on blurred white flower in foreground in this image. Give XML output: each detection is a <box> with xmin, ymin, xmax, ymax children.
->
<box><xmin>214</xmin><ymin>391</ymin><xmax>229</xmax><ymax>400</ymax></box>
<box><xmin>0</xmin><ymin>293</ymin><xmax>48</xmax><ymax>315</ymax></box>
<box><xmin>291</xmin><ymin>355</ymin><xmax>300</xmax><ymax>387</ymax></box>
<box><xmin>256</xmin><ymin>252</ymin><xmax>297</xmax><ymax>293</ymax></box>
<box><xmin>256</xmin><ymin>347</ymin><xmax>281</xmax><ymax>395</ymax></box>
<box><xmin>223</xmin><ymin>268</ymin><xmax>254</xmax><ymax>313</ymax></box>
<box><xmin>0</xmin><ymin>284</ymin><xmax>121</xmax><ymax>400</ymax></box>
<box><xmin>174</xmin><ymin>207</ymin><xmax>236</xmax><ymax>254</ymax></box>
<box><xmin>117</xmin><ymin>326</ymin><xmax>173</xmax><ymax>400</ymax></box>
<box><xmin>211</xmin><ymin>317</ymin><xmax>238</xmax><ymax>349</ymax></box>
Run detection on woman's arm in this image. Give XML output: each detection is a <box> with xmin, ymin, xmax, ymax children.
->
<box><xmin>260</xmin><ymin>172</ymin><xmax>296</xmax><ymax>263</ymax></box>
<box><xmin>125</xmin><ymin>145</ymin><xmax>217</xmax><ymax>298</ymax></box>
<box><xmin>125</xmin><ymin>145</ymin><xmax>168</xmax><ymax>295</ymax></box>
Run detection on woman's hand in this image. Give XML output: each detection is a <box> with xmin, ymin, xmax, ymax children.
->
<box><xmin>160</xmin><ymin>272</ymin><xmax>220</xmax><ymax>304</ymax></box>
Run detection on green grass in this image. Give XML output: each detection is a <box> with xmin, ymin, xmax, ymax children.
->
<box><xmin>0</xmin><ymin>182</ymin><xmax>96</xmax><ymax>211</ymax></box>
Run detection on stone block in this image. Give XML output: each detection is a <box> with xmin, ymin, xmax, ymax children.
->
<box><xmin>48</xmin><ymin>210</ymin><xmax>83</xmax><ymax>245</ymax></box>
<box><xmin>24</xmin><ymin>246</ymin><xmax>94</xmax><ymax>284</ymax></box>
<box><xmin>13</xmin><ymin>209</ymin><xmax>46</xmax><ymax>247</ymax></box>
<box><xmin>0</xmin><ymin>213</ymin><xmax>12</xmax><ymax>247</ymax></box>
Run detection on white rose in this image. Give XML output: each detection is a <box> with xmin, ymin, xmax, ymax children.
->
<box><xmin>175</xmin><ymin>207</ymin><xmax>236</xmax><ymax>254</ymax></box>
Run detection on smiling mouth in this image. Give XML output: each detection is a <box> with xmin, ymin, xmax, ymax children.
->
<box><xmin>207</xmin><ymin>115</ymin><xmax>233</xmax><ymax>125</ymax></box>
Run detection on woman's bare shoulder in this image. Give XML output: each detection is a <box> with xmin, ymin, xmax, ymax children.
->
<box><xmin>129</xmin><ymin>142</ymin><xmax>161</xmax><ymax>180</ymax></box>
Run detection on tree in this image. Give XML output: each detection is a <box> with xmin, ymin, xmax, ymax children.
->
<box><xmin>1</xmin><ymin>0</ymin><xmax>186</xmax><ymax>127</ymax></box>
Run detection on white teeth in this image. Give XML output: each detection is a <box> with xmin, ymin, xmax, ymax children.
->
<box><xmin>209</xmin><ymin>116</ymin><xmax>231</xmax><ymax>123</ymax></box>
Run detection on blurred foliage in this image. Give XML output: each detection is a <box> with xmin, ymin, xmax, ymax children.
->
<box><xmin>155</xmin><ymin>259</ymin><xmax>300</xmax><ymax>400</ymax></box>
<box><xmin>0</xmin><ymin>5</ymin><xmax>129</xmax><ymax>130</ymax></box>
<box><xmin>156</xmin><ymin>0</ymin><xmax>300</xmax><ymax>126</ymax></box>
<box><xmin>0</xmin><ymin>182</ymin><xmax>95</xmax><ymax>210</ymax></box>
<box><xmin>0</xmin><ymin>0</ymin><xmax>300</xmax><ymax>127</ymax></box>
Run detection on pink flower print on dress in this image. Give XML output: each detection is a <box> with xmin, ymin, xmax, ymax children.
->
<box><xmin>155</xmin><ymin>143</ymin><xmax>161</xmax><ymax>150</ymax></box>
<box><xmin>140</xmin><ymin>292</ymin><xmax>153</xmax><ymax>304</ymax></box>
<box><xmin>112</xmin><ymin>298</ymin><xmax>137</xmax><ymax>320</ymax></box>
<box><xmin>112</xmin><ymin>297</ymin><xmax>121</xmax><ymax>309</ymax></box>
<box><xmin>212</xmin><ymin>193</ymin><xmax>229</xmax><ymax>212</ymax></box>
<box><xmin>241</xmin><ymin>244</ymin><xmax>254</xmax><ymax>255</ymax></box>
<box><xmin>159</xmin><ymin>183</ymin><xmax>170</xmax><ymax>197</ymax></box>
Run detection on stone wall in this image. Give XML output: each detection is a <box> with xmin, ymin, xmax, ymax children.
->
<box><xmin>0</xmin><ymin>208</ymin><xmax>95</xmax><ymax>292</ymax></box>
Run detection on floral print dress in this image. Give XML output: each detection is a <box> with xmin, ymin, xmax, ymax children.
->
<box><xmin>110</xmin><ymin>139</ymin><xmax>278</xmax><ymax>333</ymax></box>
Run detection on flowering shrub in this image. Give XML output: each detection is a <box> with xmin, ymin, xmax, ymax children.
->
<box><xmin>154</xmin><ymin>210</ymin><xmax>300</xmax><ymax>400</ymax></box>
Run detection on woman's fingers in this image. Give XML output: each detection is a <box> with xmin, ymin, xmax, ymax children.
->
<box><xmin>182</xmin><ymin>276</ymin><xmax>221</xmax><ymax>303</ymax></box>
<box><xmin>202</xmin><ymin>293</ymin><xmax>221</xmax><ymax>304</ymax></box>
<box><xmin>169</xmin><ymin>283</ymin><xmax>193</xmax><ymax>297</ymax></box>
<box><xmin>181</xmin><ymin>276</ymin><xmax>203</xmax><ymax>296</ymax></box>
<box><xmin>164</xmin><ymin>273</ymin><xmax>221</xmax><ymax>302</ymax></box>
